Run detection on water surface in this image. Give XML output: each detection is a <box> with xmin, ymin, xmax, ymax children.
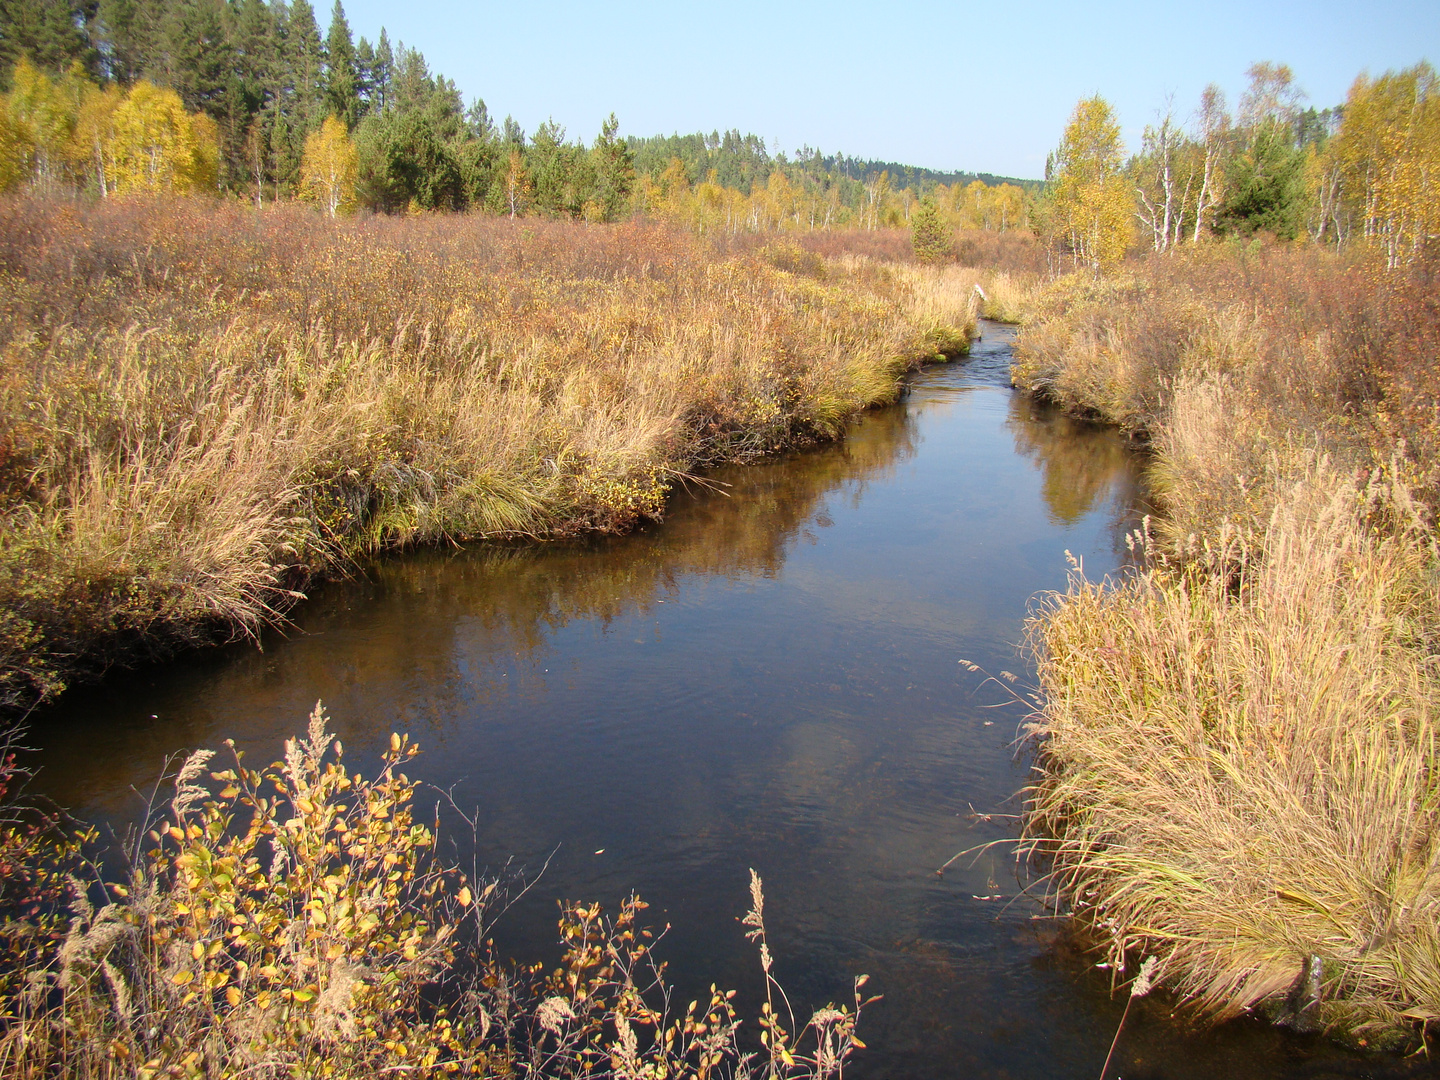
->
<box><xmin>31</xmin><ymin>324</ymin><xmax>1367</xmax><ymax>1078</ymax></box>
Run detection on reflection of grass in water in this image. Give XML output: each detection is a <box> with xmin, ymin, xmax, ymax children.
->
<box><xmin>352</xmin><ymin>399</ymin><xmax>924</xmax><ymax>669</ymax></box>
<box><xmin>0</xmin><ymin>198</ymin><xmax>973</xmax><ymax>712</ymax></box>
<box><xmin>20</xmin><ymin>394</ymin><xmax>926</xmax><ymax>810</ymax></box>
<box><xmin>1005</xmin><ymin>394</ymin><xmax>1145</xmax><ymax>530</ymax></box>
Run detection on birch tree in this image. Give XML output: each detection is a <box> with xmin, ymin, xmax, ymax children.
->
<box><xmin>107</xmin><ymin>80</ymin><xmax>219</xmax><ymax>193</ymax></box>
<box><xmin>1133</xmin><ymin>99</ymin><xmax>1190</xmax><ymax>252</ymax></box>
<box><xmin>1190</xmin><ymin>84</ymin><xmax>1229</xmax><ymax>241</ymax></box>
<box><xmin>300</xmin><ymin>114</ymin><xmax>357</xmax><ymax>215</ymax></box>
<box><xmin>1334</xmin><ymin>62</ymin><xmax>1440</xmax><ymax>268</ymax></box>
<box><xmin>1047</xmin><ymin>95</ymin><xmax>1131</xmax><ymax>271</ymax></box>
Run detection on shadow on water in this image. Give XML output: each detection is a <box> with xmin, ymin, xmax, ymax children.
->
<box><xmin>24</xmin><ymin>322</ymin><xmax>1387</xmax><ymax>1079</ymax></box>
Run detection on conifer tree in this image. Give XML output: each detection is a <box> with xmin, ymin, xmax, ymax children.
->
<box><xmin>590</xmin><ymin>112</ymin><xmax>633</xmax><ymax>221</ymax></box>
<box><xmin>96</xmin><ymin>0</ymin><xmax>159</xmax><ymax>83</ymax></box>
<box><xmin>0</xmin><ymin>0</ymin><xmax>99</xmax><ymax>80</ymax></box>
<box><xmin>910</xmin><ymin>194</ymin><xmax>949</xmax><ymax>262</ymax></box>
<box><xmin>370</xmin><ymin>27</ymin><xmax>392</xmax><ymax>111</ymax></box>
<box><xmin>160</xmin><ymin>0</ymin><xmax>231</xmax><ymax>118</ymax></box>
<box><xmin>324</xmin><ymin>0</ymin><xmax>357</xmax><ymax>127</ymax></box>
<box><xmin>285</xmin><ymin>0</ymin><xmax>324</xmax><ymax>130</ymax></box>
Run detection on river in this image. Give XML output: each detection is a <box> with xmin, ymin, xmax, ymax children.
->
<box><xmin>28</xmin><ymin>322</ymin><xmax>1368</xmax><ymax>1078</ymax></box>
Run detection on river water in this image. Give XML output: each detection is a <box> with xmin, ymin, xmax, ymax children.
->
<box><xmin>29</xmin><ymin>323</ymin><xmax>1369</xmax><ymax>1078</ymax></box>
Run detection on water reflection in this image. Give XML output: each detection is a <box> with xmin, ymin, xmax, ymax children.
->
<box><xmin>25</xmin><ymin>333</ymin><xmax>1349</xmax><ymax>1079</ymax></box>
<box><xmin>1007</xmin><ymin>400</ymin><xmax>1144</xmax><ymax>529</ymax></box>
<box><xmin>28</xmin><ymin>396</ymin><xmax>924</xmax><ymax>820</ymax></box>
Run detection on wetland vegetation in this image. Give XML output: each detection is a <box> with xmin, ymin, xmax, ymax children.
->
<box><xmin>1013</xmin><ymin>62</ymin><xmax>1440</xmax><ymax>1048</ymax></box>
<box><xmin>1</xmin><ymin>0</ymin><xmax>1439</xmax><ymax>1072</ymax></box>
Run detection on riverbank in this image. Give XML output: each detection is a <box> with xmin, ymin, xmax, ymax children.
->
<box><xmin>0</xmin><ymin>196</ymin><xmax>981</xmax><ymax>712</ymax></box>
<box><xmin>1014</xmin><ymin>242</ymin><xmax>1440</xmax><ymax>1042</ymax></box>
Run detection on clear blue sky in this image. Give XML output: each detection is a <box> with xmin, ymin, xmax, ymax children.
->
<box><xmin>336</xmin><ymin>0</ymin><xmax>1438</xmax><ymax>180</ymax></box>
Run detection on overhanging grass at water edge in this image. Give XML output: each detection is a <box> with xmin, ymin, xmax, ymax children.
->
<box><xmin>0</xmin><ymin>197</ymin><xmax>980</xmax><ymax>711</ymax></box>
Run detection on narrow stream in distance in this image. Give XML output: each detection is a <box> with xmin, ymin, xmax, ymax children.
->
<box><xmin>29</xmin><ymin>323</ymin><xmax>1370</xmax><ymax>1078</ymax></box>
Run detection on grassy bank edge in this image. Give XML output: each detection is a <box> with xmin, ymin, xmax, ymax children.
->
<box><xmin>1004</xmin><ymin>247</ymin><xmax>1440</xmax><ymax>1049</ymax></box>
<box><xmin>0</xmin><ymin>201</ymin><xmax>988</xmax><ymax>714</ymax></box>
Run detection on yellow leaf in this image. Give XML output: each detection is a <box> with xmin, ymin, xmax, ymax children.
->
<box><xmin>225</xmin><ymin>986</ymin><xmax>241</xmax><ymax>1007</ymax></box>
<box><xmin>172</xmin><ymin>969</ymin><xmax>194</xmax><ymax>986</ymax></box>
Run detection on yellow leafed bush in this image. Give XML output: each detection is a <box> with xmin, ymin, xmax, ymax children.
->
<box><xmin>0</xmin><ymin>704</ymin><xmax>875</xmax><ymax>1078</ymax></box>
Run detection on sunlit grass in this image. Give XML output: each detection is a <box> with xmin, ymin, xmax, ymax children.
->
<box><xmin>1015</xmin><ymin>241</ymin><xmax>1440</xmax><ymax>1044</ymax></box>
<box><xmin>0</xmin><ymin>196</ymin><xmax>978</xmax><ymax>709</ymax></box>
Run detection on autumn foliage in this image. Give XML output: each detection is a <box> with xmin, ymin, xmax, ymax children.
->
<box><xmin>0</xmin><ymin>60</ymin><xmax>217</xmax><ymax>196</ymax></box>
<box><xmin>0</xmin><ymin>705</ymin><xmax>874</xmax><ymax>1077</ymax></box>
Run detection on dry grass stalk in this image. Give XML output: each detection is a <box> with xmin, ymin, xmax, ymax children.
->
<box><xmin>1013</xmin><ymin>240</ymin><xmax>1440</xmax><ymax>1044</ymax></box>
<box><xmin>0</xmin><ymin>195</ymin><xmax>979</xmax><ymax>711</ymax></box>
<box><xmin>1025</xmin><ymin>460</ymin><xmax>1440</xmax><ymax>1041</ymax></box>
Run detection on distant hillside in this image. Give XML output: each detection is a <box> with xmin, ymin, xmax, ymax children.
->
<box><xmin>628</xmin><ymin>130</ymin><xmax>1040</xmax><ymax>194</ymax></box>
<box><xmin>825</xmin><ymin>154</ymin><xmax>1041</xmax><ymax>192</ymax></box>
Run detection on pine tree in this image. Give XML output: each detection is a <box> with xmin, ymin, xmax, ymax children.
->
<box><xmin>324</xmin><ymin>0</ymin><xmax>356</xmax><ymax>127</ymax></box>
<box><xmin>589</xmin><ymin>112</ymin><xmax>633</xmax><ymax>222</ymax></box>
<box><xmin>370</xmin><ymin>27</ymin><xmax>391</xmax><ymax>111</ymax></box>
<box><xmin>96</xmin><ymin>0</ymin><xmax>160</xmax><ymax>83</ymax></box>
<box><xmin>285</xmin><ymin>0</ymin><xmax>324</xmax><ymax>130</ymax></box>
<box><xmin>910</xmin><ymin>195</ymin><xmax>949</xmax><ymax>263</ymax></box>
<box><xmin>0</xmin><ymin>0</ymin><xmax>99</xmax><ymax>80</ymax></box>
<box><xmin>160</xmin><ymin>0</ymin><xmax>232</xmax><ymax>117</ymax></box>
<box><xmin>274</xmin><ymin>0</ymin><xmax>323</xmax><ymax>190</ymax></box>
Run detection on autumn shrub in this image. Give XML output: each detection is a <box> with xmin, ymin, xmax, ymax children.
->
<box><xmin>0</xmin><ymin>195</ymin><xmax>978</xmax><ymax>711</ymax></box>
<box><xmin>1009</xmin><ymin>240</ymin><xmax>1419</xmax><ymax>526</ymax></box>
<box><xmin>949</xmin><ymin>228</ymin><xmax>1047</xmax><ymax>276</ymax></box>
<box><xmin>0</xmin><ymin>704</ymin><xmax>874</xmax><ymax>1078</ymax></box>
<box><xmin>782</xmin><ymin>228</ymin><xmax>912</xmax><ymax>264</ymax></box>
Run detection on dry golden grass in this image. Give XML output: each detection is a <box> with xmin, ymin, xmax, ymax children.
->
<box><xmin>1016</xmin><ymin>240</ymin><xmax>1440</xmax><ymax>1044</ymax></box>
<box><xmin>1025</xmin><ymin>462</ymin><xmax>1440</xmax><ymax>1041</ymax></box>
<box><xmin>0</xmin><ymin>196</ymin><xmax>977</xmax><ymax>710</ymax></box>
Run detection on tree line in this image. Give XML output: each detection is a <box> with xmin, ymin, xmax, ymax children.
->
<box><xmin>0</xmin><ymin>0</ymin><xmax>1038</xmax><ymax>227</ymax></box>
<box><xmin>0</xmin><ymin>0</ymin><xmax>637</xmax><ymax>215</ymax></box>
<box><xmin>1041</xmin><ymin>60</ymin><xmax>1439</xmax><ymax>271</ymax></box>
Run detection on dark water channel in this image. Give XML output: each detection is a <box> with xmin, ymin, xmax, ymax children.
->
<box><xmin>30</xmin><ymin>323</ymin><xmax>1376</xmax><ymax>1078</ymax></box>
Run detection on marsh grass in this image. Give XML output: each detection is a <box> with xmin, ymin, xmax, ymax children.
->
<box><xmin>0</xmin><ymin>196</ymin><xmax>979</xmax><ymax>711</ymax></box>
<box><xmin>1026</xmin><ymin>462</ymin><xmax>1440</xmax><ymax>1040</ymax></box>
<box><xmin>1016</xmin><ymin>241</ymin><xmax>1440</xmax><ymax>1042</ymax></box>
